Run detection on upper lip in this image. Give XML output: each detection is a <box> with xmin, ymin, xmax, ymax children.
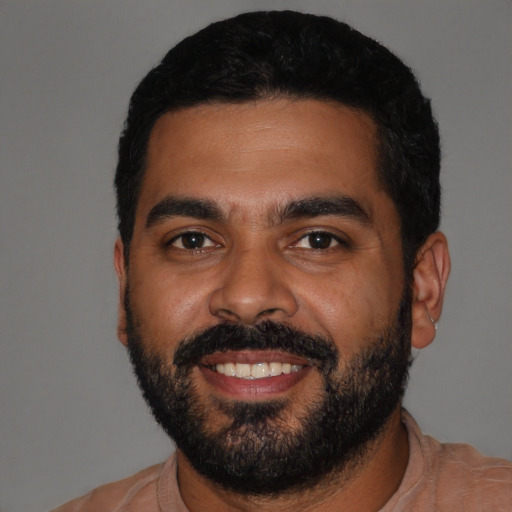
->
<box><xmin>200</xmin><ymin>350</ymin><xmax>310</xmax><ymax>367</ymax></box>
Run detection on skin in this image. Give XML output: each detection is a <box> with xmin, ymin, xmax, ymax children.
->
<box><xmin>114</xmin><ymin>99</ymin><xmax>450</xmax><ymax>512</ymax></box>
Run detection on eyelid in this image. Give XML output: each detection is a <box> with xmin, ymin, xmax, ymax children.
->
<box><xmin>291</xmin><ymin>229</ymin><xmax>350</xmax><ymax>249</ymax></box>
<box><xmin>165</xmin><ymin>229</ymin><xmax>220</xmax><ymax>250</ymax></box>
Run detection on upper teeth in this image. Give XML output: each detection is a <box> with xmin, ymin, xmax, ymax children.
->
<box><xmin>214</xmin><ymin>362</ymin><xmax>303</xmax><ymax>379</ymax></box>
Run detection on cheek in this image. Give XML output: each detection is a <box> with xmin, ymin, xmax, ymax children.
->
<box><xmin>298</xmin><ymin>264</ymin><xmax>402</xmax><ymax>349</ymax></box>
<box><xmin>128</xmin><ymin>266</ymin><xmax>213</xmax><ymax>348</ymax></box>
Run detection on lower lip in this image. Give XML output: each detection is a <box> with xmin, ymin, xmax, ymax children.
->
<box><xmin>199</xmin><ymin>365</ymin><xmax>312</xmax><ymax>398</ymax></box>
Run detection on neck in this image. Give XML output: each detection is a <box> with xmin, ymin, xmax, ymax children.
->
<box><xmin>177</xmin><ymin>407</ymin><xmax>409</xmax><ymax>512</ymax></box>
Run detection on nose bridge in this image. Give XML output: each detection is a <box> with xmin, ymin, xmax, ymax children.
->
<box><xmin>209</xmin><ymin>243</ymin><xmax>297</xmax><ymax>324</ymax></box>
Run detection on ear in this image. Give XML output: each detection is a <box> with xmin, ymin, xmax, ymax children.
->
<box><xmin>114</xmin><ymin>238</ymin><xmax>128</xmax><ymax>346</ymax></box>
<box><xmin>411</xmin><ymin>232</ymin><xmax>451</xmax><ymax>350</ymax></box>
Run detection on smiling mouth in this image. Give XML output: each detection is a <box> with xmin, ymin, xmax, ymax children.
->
<box><xmin>207</xmin><ymin>361</ymin><xmax>305</xmax><ymax>380</ymax></box>
<box><xmin>198</xmin><ymin>350</ymin><xmax>312</xmax><ymax>395</ymax></box>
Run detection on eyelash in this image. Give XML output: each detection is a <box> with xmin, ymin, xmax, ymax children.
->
<box><xmin>293</xmin><ymin>231</ymin><xmax>348</xmax><ymax>251</ymax></box>
<box><xmin>166</xmin><ymin>231</ymin><xmax>218</xmax><ymax>251</ymax></box>
<box><xmin>166</xmin><ymin>230</ymin><xmax>348</xmax><ymax>252</ymax></box>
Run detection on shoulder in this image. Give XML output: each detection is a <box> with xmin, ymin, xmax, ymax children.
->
<box><xmin>51</xmin><ymin>462</ymin><xmax>165</xmax><ymax>512</ymax></box>
<box><xmin>402</xmin><ymin>411</ymin><xmax>512</xmax><ymax>511</ymax></box>
<box><xmin>433</xmin><ymin>440</ymin><xmax>512</xmax><ymax>508</ymax></box>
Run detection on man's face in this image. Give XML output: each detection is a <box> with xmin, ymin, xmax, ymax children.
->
<box><xmin>117</xmin><ymin>100</ymin><xmax>410</xmax><ymax>493</ymax></box>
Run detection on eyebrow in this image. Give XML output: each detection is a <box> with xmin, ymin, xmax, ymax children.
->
<box><xmin>272</xmin><ymin>196</ymin><xmax>372</xmax><ymax>226</ymax></box>
<box><xmin>146</xmin><ymin>196</ymin><xmax>224</xmax><ymax>228</ymax></box>
<box><xmin>145</xmin><ymin>194</ymin><xmax>371</xmax><ymax>229</ymax></box>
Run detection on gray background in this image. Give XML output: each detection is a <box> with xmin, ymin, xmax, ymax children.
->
<box><xmin>1</xmin><ymin>1</ymin><xmax>510</xmax><ymax>511</ymax></box>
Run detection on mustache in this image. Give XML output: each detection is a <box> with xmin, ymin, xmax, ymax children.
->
<box><xmin>173</xmin><ymin>321</ymin><xmax>338</xmax><ymax>373</ymax></box>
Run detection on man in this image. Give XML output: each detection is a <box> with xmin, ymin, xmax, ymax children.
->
<box><xmin>54</xmin><ymin>10</ymin><xmax>512</xmax><ymax>512</ymax></box>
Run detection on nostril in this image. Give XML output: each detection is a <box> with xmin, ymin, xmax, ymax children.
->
<box><xmin>257</xmin><ymin>308</ymin><xmax>279</xmax><ymax>317</ymax></box>
<box><xmin>215</xmin><ymin>308</ymin><xmax>241</xmax><ymax>323</ymax></box>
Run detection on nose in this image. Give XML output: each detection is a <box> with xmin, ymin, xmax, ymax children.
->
<box><xmin>209</xmin><ymin>248</ymin><xmax>298</xmax><ymax>325</ymax></box>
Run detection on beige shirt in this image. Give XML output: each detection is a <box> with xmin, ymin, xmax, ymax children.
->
<box><xmin>53</xmin><ymin>411</ymin><xmax>512</xmax><ymax>511</ymax></box>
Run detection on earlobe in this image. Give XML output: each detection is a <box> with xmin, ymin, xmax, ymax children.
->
<box><xmin>411</xmin><ymin>232</ymin><xmax>451</xmax><ymax>350</ymax></box>
<box><xmin>114</xmin><ymin>239</ymin><xmax>128</xmax><ymax>346</ymax></box>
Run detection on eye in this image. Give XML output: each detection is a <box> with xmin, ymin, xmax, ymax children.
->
<box><xmin>295</xmin><ymin>231</ymin><xmax>345</xmax><ymax>250</ymax></box>
<box><xmin>168</xmin><ymin>231</ymin><xmax>217</xmax><ymax>250</ymax></box>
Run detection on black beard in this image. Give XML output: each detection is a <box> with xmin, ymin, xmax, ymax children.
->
<box><xmin>126</xmin><ymin>293</ymin><xmax>412</xmax><ymax>496</ymax></box>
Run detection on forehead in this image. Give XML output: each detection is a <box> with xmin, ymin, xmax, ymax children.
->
<box><xmin>138</xmin><ymin>99</ymin><xmax>391</xmax><ymax>225</ymax></box>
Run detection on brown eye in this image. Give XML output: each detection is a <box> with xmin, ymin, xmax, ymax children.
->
<box><xmin>295</xmin><ymin>231</ymin><xmax>344</xmax><ymax>250</ymax></box>
<box><xmin>169</xmin><ymin>232</ymin><xmax>215</xmax><ymax>250</ymax></box>
<box><xmin>308</xmin><ymin>232</ymin><xmax>333</xmax><ymax>249</ymax></box>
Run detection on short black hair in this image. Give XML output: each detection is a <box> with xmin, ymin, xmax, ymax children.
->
<box><xmin>115</xmin><ymin>10</ymin><xmax>440</xmax><ymax>273</ymax></box>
